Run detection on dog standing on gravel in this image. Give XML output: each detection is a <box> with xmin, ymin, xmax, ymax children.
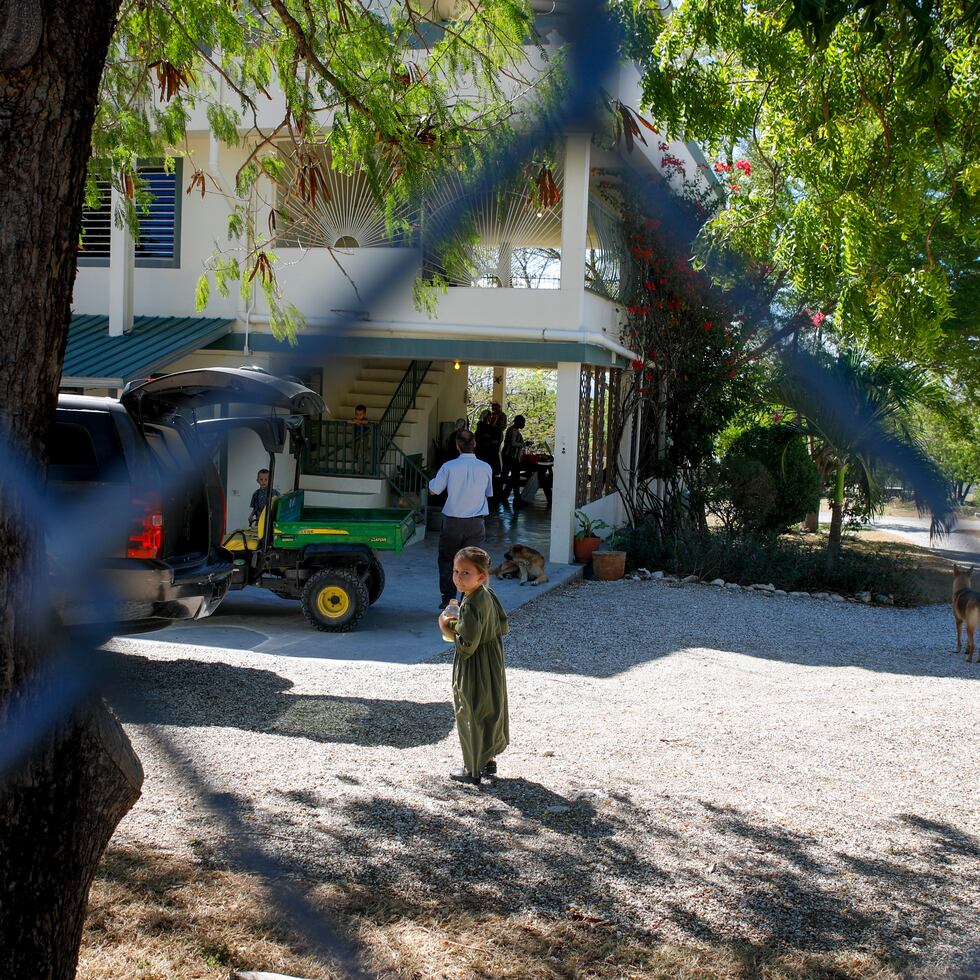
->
<box><xmin>491</xmin><ymin>544</ymin><xmax>549</xmax><ymax>586</ymax></box>
<box><xmin>952</xmin><ymin>563</ymin><xmax>980</xmax><ymax>662</ymax></box>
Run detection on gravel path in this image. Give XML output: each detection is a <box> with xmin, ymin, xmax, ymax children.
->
<box><xmin>105</xmin><ymin>578</ymin><xmax>980</xmax><ymax>975</ymax></box>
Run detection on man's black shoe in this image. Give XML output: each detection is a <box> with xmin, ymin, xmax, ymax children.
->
<box><xmin>449</xmin><ymin>767</ymin><xmax>481</xmax><ymax>786</ymax></box>
<box><xmin>481</xmin><ymin>760</ymin><xmax>497</xmax><ymax>776</ymax></box>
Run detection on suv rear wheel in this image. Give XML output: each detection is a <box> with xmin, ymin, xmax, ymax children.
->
<box><xmin>301</xmin><ymin>568</ymin><xmax>369</xmax><ymax>632</ymax></box>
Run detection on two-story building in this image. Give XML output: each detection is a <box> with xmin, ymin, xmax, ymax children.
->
<box><xmin>64</xmin><ymin>15</ymin><xmax>714</xmax><ymax>565</ymax></box>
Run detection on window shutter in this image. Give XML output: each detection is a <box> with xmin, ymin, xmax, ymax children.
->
<box><xmin>79</xmin><ymin>180</ymin><xmax>112</xmax><ymax>262</ymax></box>
<box><xmin>135</xmin><ymin>166</ymin><xmax>178</xmax><ymax>263</ymax></box>
<box><xmin>78</xmin><ymin>162</ymin><xmax>181</xmax><ymax>268</ymax></box>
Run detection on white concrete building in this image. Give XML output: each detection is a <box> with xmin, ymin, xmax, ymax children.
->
<box><xmin>66</xmin><ymin>19</ymin><xmax>714</xmax><ymax>564</ymax></box>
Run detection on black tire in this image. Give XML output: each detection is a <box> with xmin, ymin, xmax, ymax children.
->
<box><xmin>366</xmin><ymin>558</ymin><xmax>385</xmax><ymax>605</ymax></box>
<box><xmin>301</xmin><ymin>568</ymin><xmax>369</xmax><ymax>632</ymax></box>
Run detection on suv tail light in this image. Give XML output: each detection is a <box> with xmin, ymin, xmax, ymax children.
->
<box><xmin>127</xmin><ymin>495</ymin><xmax>164</xmax><ymax>559</ymax></box>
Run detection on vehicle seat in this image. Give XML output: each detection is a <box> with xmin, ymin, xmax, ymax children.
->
<box><xmin>223</xmin><ymin>498</ymin><xmax>275</xmax><ymax>552</ymax></box>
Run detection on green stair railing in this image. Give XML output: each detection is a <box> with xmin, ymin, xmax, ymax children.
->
<box><xmin>301</xmin><ymin>360</ymin><xmax>433</xmax><ymax>520</ymax></box>
<box><xmin>376</xmin><ymin>360</ymin><xmax>432</xmax><ymax>456</ymax></box>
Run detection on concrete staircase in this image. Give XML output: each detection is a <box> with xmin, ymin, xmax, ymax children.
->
<box><xmin>300</xmin><ymin>359</ymin><xmax>443</xmax><ymax>510</ymax></box>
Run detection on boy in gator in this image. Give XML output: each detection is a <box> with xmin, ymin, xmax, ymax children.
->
<box><xmin>438</xmin><ymin>546</ymin><xmax>509</xmax><ymax>785</ymax></box>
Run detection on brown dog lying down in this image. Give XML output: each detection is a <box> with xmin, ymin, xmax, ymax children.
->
<box><xmin>490</xmin><ymin>544</ymin><xmax>550</xmax><ymax>586</ymax></box>
<box><xmin>952</xmin><ymin>563</ymin><xmax>980</xmax><ymax>663</ymax></box>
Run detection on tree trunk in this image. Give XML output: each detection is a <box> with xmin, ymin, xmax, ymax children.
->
<box><xmin>0</xmin><ymin>1</ymin><xmax>142</xmax><ymax>976</ymax></box>
<box><xmin>824</xmin><ymin>465</ymin><xmax>848</xmax><ymax>574</ymax></box>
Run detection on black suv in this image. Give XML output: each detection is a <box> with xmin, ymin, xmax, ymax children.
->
<box><xmin>48</xmin><ymin>367</ymin><xmax>322</xmax><ymax>635</ymax></box>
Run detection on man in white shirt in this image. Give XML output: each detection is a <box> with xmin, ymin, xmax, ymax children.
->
<box><xmin>428</xmin><ymin>429</ymin><xmax>494</xmax><ymax>607</ymax></box>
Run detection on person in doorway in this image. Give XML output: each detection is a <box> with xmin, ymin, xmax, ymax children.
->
<box><xmin>501</xmin><ymin>414</ymin><xmax>527</xmax><ymax>509</ymax></box>
<box><xmin>428</xmin><ymin>429</ymin><xmax>493</xmax><ymax>608</ymax></box>
<box><xmin>475</xmin><ymin>402</ymin><xmax>506</xmax><ymax>503</ymax></box>
<box><xmin>248</xmin><ymin>468</ymin><xmax>280</xmax><ymax>526</ymax></box>
<box><xmin>438</xmin><ymin>546</ymin><xmax>509</xmax><ymax>785</ymax></box>
<box><xmin>348</xmin><ymin>403</ymin><xmax>371</xmax><ymax>472</ymax></box>
<box><xmin>444</xmin><ymin>417</ymin><xmax>468</xmax><ymax>461</ymax></box>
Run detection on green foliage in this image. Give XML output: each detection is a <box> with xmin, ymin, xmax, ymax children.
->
<box><xmin>610</xmin><ymin>525</ymin><xmax>923</xmax><ymax>605</ymax></box>
<box><xmin>715</xmin><ymin>424</ymin><xmax>821</xmax><ymax>532</ymax></box>
<box><xmin>575</xmin><ymin>510</ymin><xmax>610</xmax><ymax>540</ymax></box>
<box><xmin>617</xmin><ymin>0</ymin><xmax>980</xmax><ymax>375</ymax></box>
<box><xmin>918</xmin><ymin>404</ymin><xmax>980</xmax><ymax>505</ymax></box>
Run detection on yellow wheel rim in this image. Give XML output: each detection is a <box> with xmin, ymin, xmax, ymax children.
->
<box><xmin>316</xmin><ymin>585</ymin><xmax>350</xmax><ymax>618</ymax></box>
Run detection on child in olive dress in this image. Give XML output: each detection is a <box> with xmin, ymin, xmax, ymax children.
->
<box><xmin>438</xmin><ymin>546</ymin><xmax>509</xmax><ymax>785</ymax></box>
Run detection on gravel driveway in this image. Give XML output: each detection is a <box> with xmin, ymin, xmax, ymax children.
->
<box><xmin>105</xmin><ymin>578</ymin><xmax>980</xmax><ymax>976</ymax></box>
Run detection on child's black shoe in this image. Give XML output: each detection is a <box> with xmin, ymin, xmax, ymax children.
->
<box><xmin>480</xmin><ymin>760</ymin><xmax>497</xmax><ymax>779</ymax></box>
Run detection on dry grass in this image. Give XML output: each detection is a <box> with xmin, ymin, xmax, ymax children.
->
<box><xmin>840</xmin><ymin>529</ymin><xmax>953</xmax><ymax>605</ymax></box>
<box><xmin>79</xmin><ymin>846</ymin><xmax>335</xmax><ymax>980</ymax></box>
<box><xmin>81</xmin><ymin>845</ymin><xmax>904</xmax><ymax>980</ymax></box>
<box><xmin>795</xmin><ymin>527</ymin><xmax>953</xmax><ymax>605</ymax></box>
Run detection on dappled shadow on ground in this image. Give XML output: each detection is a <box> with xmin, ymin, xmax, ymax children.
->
<box><xmin>104</xmin><ymin>650</ymin><xmax>453</xmax><ymax>748</ymax></box>
<box><xmin>163</xmin><ymin>776</ymin><xmax>980</xmax><ymax>977</ymax></box>
<box><xmin>502</xmin><ymin>579</ymin><xmax>980</xmax><ymax>680</ymax></box>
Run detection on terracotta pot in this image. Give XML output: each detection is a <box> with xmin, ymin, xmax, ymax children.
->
<box><xmin>573</xmin><ymin>535</ymin><xmax>602</xmax><ymax>564</ymax></box>
<box><xmin>592</xmin><ymin>550</ymin><xmax>626</xmax><ymax>581</ymax></box>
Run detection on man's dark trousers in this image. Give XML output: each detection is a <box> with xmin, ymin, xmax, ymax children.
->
<box><xmin>438</xmin><ymin>516</ymin><xmax>486</xmax><ymax>600</ymax></box>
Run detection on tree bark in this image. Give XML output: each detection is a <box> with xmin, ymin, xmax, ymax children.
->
<box><xmin>824</xmin><ymin>465</ymin><xmax>847</xmax><ymax>574</ymax></box>
<box><xmin>0</xmin><ymin>1</ymin><xmax>142</xmax><ymax>976</ymax></box>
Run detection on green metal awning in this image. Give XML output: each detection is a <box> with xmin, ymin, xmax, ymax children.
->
<box><xmin>62</xmin><ymin>315</ymin><xmax>234</xmax><ymax>388</ymax></box>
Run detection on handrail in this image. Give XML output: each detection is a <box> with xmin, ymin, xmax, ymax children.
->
<box><xmin>376</xmin><ymin>360</ymin><xmax>432</xmax><ymax>456</ymax></box>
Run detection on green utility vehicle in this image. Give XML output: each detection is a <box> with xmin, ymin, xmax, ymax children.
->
<box><xmin>220</xmin><ymin>416</ymin><xmax>418</xmax><ymax>631</ymax></box>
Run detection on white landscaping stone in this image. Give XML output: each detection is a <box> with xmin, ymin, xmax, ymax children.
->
<box><xmin>651</xmin><ymin>571</ymin><xmax>665</xmax><ymax>579</ymax></box>
<box><xmin>789</xmin><ymin>591</ymin><xmax>810</xmax><ymax>598</ymax></box>
<box><xmin>874</xmin><ymin>594</ymin><xmax>895</xmax><ymax>605</ymax></box>
<box><xmin>682</xmin><ymin>574</ymin><xmax>700</xmax><ymax>583</ymax></box>
<box><xmin>812</xmin><ymin>592</ymin><xmax>830</xmax><ymax>600</ymax></box>
<box><xmin>710</xmin><ymin>578</ymin><xmax>725</xmax><ymax>586</ymax></box>
<box><xmin>774</xmin><ymin>589</ymin><xmax>787</xmax><ymax>596</ymax></box>
<box><xmin>828</xmin><ymin>594</ymin><xmax>845</xmax><ymax>602</ymax></box>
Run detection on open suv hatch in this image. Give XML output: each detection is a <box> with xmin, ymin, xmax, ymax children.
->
<box><xmin>49</xmin><ymin>366</ymin><xmax>324</xmax><ymax>635</ymax></box>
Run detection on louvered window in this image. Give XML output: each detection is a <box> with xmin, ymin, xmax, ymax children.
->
<box><xmin>79</xmin><ymin>160</ymin><xmax>182</xmax><ymax>268</ymax></box>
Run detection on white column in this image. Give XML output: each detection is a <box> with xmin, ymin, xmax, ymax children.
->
<box><xmin>108</xmin><ymin>186</ymin><xmax>134</xmax><ymax>337</ymax></box>
<box><xmin>559</xmin><ymin>134</ymin><xmax>591</xmax><ymax>328</ymax></box>
<box><xmin>549</xmin><ymin>361</ymin><xmax>582</xmax><ymax>564</ymax></box>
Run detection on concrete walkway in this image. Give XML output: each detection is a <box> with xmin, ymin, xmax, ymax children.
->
<box><xmin>140</xmin><ymin>501</ymin><xmax>581</xmax><ymax>664</ymax></box>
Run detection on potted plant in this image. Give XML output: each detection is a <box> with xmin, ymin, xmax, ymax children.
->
<box><xmin>573</xmin><ymin>510</ymin><xmax>609</xmax><ymax>563</ymax></box>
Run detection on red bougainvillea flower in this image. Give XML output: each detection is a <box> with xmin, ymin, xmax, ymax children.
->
<box><xmin>647</xmin><ymin>350</ymin><xmax>658</xmax><ymax>358</ymax></box>
<box><xmin>631</xmin><ymin>359</ymin><xmax>644</xmax><ymax>371</ymax></box>
<box><xmin>773</xmin><ymin>412</ymin><xmax>783</xmax><ymax>423</ymax></box>
<box><xmin>702</xmin><ymin>321</ymin><xmax>713</xmax><ymax>331</ymax></box>
<box><xmin>632</xmin><ymin>247</ymin><xmax>654</xmax><ymax>260</ymax></box>
<box><xmin>810</xmin><ymin>311</ymin><xmax>827</xmax><ymax>327</ymax></box>
<box><xmin>643</xmin><ymin>280</ymin><xmax>655</xmax><ymax>290</ymax></box>
<box><xmin>658</xmin><ymin>141</ymin><xmax>669</xmax><ymax>151</ymax></box>
<box><xmin>713</xmin><ymin>161</ymin><xmax>731</xmax><ymax>173</ymax></box>
<box><xmin>729</xmin><ymin>369</ymin><xmax>736</xmax><ymax>379</ymax></box>
<box><xmin>734</xmin><ymin>160</ymin><xmax>751</xmax><ymax>176</ymax></box>
<box><xmin>639</xmin><ymin>387</ymin><xmax>651</xmax><ymax>395</ymax></box>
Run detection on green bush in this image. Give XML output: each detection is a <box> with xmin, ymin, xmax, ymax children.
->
<box><xmin>717</xmin><ymin>425</ymin><xmax>821</xmax><ymax>533</ymax></box>
<box><xmin>609</xmin><ymin>524</ymin><xmax>922</xmax><ymax>605</ymax></box>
